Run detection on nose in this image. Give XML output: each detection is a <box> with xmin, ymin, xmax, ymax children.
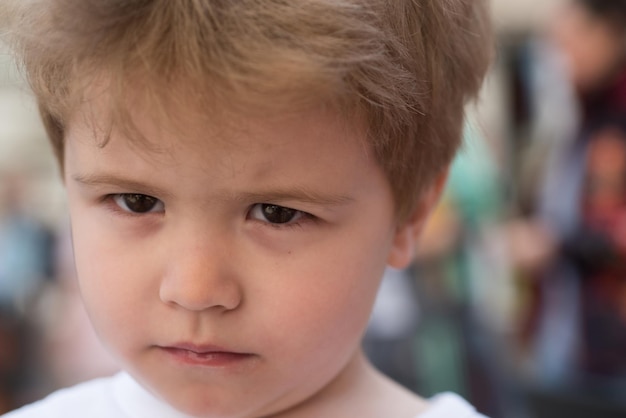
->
<box><xmin>159</xmin><ymin>227</ymin><xmax>243</xmax><ymax>312</ymax></box>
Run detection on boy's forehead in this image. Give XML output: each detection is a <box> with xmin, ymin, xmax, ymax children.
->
<box><xmin>64</xmin><ymin>88</ymin><xmax>380</xmax><ymax>210</ymax></box>
<box><xmin>69</xmin><ymin>82</ymin><xmax>366</xmax><ymax>157</ymax></box>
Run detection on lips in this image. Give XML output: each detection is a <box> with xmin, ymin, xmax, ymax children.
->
<box><xmin>159</xmin><ymin>343</ymin><xmax>256</xmax><ymax>367</ymax></box>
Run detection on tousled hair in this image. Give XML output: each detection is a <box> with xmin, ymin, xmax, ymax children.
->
<box><xmin>3</xmin><ymin>0</ymin><xmax>492</xmax><ymax>221</ymax></box>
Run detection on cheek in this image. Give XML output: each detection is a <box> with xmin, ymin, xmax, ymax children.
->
<box><xmin>70</xmin><ymin>212</ymin><xmax>152</xmax><ymax>346</ymax></box>
<box><xmin>266</xmin><ymin>227</ymin><xmax>393</xmax><ymax>357</ymax></box>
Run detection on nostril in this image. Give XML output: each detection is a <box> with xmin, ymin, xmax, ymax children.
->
<box><xmin>159</xmin><ymin>271</ymin><xmax>243</xmax><ymax>312</ymax></box>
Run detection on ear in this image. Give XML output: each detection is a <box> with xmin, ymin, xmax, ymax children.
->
<box><xmin>386</xmin><ymin>168</ymin><xmax>449</xmax><ymax>269</ymax></box>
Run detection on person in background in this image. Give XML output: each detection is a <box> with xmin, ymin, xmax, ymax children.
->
<box><xmin>514</xmin><ymin>0</ymin><xmax>626</xmax><ymax>393</ymax></box>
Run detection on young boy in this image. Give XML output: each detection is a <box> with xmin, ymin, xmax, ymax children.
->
<box><xmin>2</xmin><ymin>0</ymin><xmax>492</xmax><ymax>417</ymax></box>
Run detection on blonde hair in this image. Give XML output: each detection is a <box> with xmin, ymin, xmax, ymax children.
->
<box><xmin>3</xmin><ymin>0</ymin><xmax>492</xmax><ymax>221</ymax></box>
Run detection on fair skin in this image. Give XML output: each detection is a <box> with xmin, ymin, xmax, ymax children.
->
<box><xmin>63</xmin><ymin>95</ymin><xmax>442</xmax><ymax>418</ymax></box>
<box><xmin>552</xmin><ymin>1</ymin><xmax>626</xmax><ymax>92</ymax></box>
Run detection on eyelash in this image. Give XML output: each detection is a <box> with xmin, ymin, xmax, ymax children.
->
<box><xmin>247</xmin><ymin>203</ymin><xmax>315</xmax><ymax>230</ymax></box>
<box><xmin>102</xmin><ymin>194</ymin><xmax>316</xmax><ymax>228</ymax></box>
<box><xmin>101</xmin><ymin>194</ymin><xmax>164</xmax><ymax>218</ymax></box>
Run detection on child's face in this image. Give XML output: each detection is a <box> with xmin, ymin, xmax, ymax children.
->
<box><xmin>64</xmin><ymin>98</ymin><xmax>418</xmax><ymax>417</ymax></box>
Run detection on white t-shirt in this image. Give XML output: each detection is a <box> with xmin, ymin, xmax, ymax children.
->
<box><xmin>420</xmin><ymin>393</ymin><xmax>488</xmax><ymax>418</ymax></box>
<box><xmin>2</xmin><ymin>373</ymin><xmax>487</xmax><ymax>417</ymax></box>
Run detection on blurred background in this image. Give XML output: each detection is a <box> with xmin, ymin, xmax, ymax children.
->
<box><xmin>2</xmin><ymin>0</ymin><xmax>626</xmax><ymax>416</ymax></box>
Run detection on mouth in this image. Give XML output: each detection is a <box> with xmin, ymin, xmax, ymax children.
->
<box><xmin>158</xmin><ymin>343</ymin><xmax>256</xmax><ymax>368</ymax></box>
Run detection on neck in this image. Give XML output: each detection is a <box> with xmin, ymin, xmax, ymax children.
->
<box><xmin>270</xmin><ymin>350</ymin><xmax>428</xmax><ymax>418</ymax></box>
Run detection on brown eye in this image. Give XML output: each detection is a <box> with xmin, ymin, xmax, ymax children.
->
<box><xmin>114</xmin><ymin>194</ymin><xmax>164</xmax><ymax>213</ymax></box>
<box><xmin>248</xmin><ymin>203</ymin><xmax>304</xmax><ymax>225</ymax></box>
<box><xmin>261</xmin><ymin>204</ymin><xmax>297</xmax><ymax>224</ymax></box>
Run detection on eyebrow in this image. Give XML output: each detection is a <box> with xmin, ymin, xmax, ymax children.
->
<box><xmin>234</xmin><ymin>190</ymin><xmax>355</xmax><ymax>207</ymax></box>
<box><xmin>71</xmin><ymin>173</ymin><xmax>355</xmax><ymax>207</ymax></box>
<box><xmin>71</xmin><ymin>173</ymin><xmax>172</xmax><ymax>199</ymax></box>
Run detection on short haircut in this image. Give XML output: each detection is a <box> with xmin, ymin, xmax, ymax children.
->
<box><xmin>3</xmin><ymin>0</ymin><xmax>492</xmax><ymax>221</ymax></box>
